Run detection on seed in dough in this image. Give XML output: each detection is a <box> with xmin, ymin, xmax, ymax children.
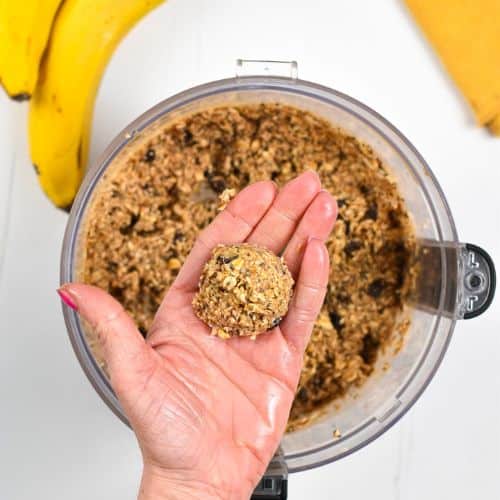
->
<box><xmin>192</xmin><ymin>243</ymin><xmax>294</xmax><ymax>339</ymax></box>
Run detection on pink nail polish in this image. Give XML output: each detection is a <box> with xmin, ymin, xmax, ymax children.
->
<box><xmin>57</xmin><ymin>288</ymin><xmax>78</xmax><ymax>311</ymax></box>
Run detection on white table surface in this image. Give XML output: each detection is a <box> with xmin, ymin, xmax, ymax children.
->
<box><xmin>1</xmin><ymin>1</ymin><xmax>499</xmax><ymax>498</ymax></box>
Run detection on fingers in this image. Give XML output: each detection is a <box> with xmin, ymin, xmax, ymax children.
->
<box><xmin>246</xmin><ymin>171</ymin><xmax>321</xmax><ymax>253</ymax></box>
<box><xmin>171</xmin><ymin>180</ymin><xmax>277</xmax><ymax>293</ymax></box>
<box><xmin>57</xmin><ymin>283</ymin><xmax>154</xmax><ymax>390</ymax></box>
<box><xmin>280</xmin><ymin>238</ymin><xmax>330</xmax><ymax>352</ymax></box>
<box><xmin>283</xmin><ymin>190</ymin><xmax>337</xmax><ymax>278</ymax></box>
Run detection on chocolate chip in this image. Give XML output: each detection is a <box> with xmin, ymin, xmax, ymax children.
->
<box><xmin>338</xmin><ymin>150</ymin><xmax>347</xmax><ymax>161</ymax></box>
<box><xmin>161</xmin><ymin>250</ymin><xmax>175</xmax><ymax>262</ymax></box>
<box><xmin>329</xmin><ymin>311</ymin><xmax>343</xmax><ymax>331</ymax></box>
<box><xmin>107</xmin><ymin>261</ymin><xmax>118</xmax><ymax>272</ymax></box>
<box><xmin>344</xmin><ymin>240</ymin><xmax>362</xmax><ymax>256</ymax></box>
<box><xmin>183</xmin><ymin>129</ymin><xmax>194</xmax><ymax>146</ymax></box>
<box><xmin>337</xmin><ymin>198</ymin><xmax>347</xmax><ymax>208</ymax></box>
<box><xmin>144</xmin><ymin>148</ymin><xmax>156</xmax><ymax>162</ymax></box>
<box><xmin>270</xmin><ymin>317</ymin><xmax>282</xmax><ymax>329</ymax></box>
<box><xmin>208</xmin><ymin>174</ymin><xmax>226</xmax><ymax>193</ymax></box>
<box><xmin>388</xmin><ymin>210</ymin><xmax>401</xmax><ymax>228</ymax></box>
<box><xmin>271</xmin><ymin>171</ymin><xmax>279</xmax><ymax>180</ymax></box>
<box><xmin>311</xmin><ymin>373</ymin><xmax>324</xmax><ymax>388</ymax></box>
<box><xmin>395</xmin><ymin>271</ymin><xmax>405</xmax><ymax>287</ymax></box>
<box><xmin>173</xmin><ymin>229</ymin><xmax>184</xmax><ymax>242</ymax></box>
<box><xmin>233</xmin><ymin>166</ymin><xmax>241</xmax><ymax>176</ymax></box>
<box><xmin>297</xmin><ymin>387</ymin><xmax>309</xmax><ymax>403</ymax></box>
<box><xmin>367</xmin><ymin>278</ymin><xmax>385</xmax><ymax>298</ymax></box>
<box><xmin>391</xmin><ymin>241</ymin><xmax>406</xmax><ymax>253</ymax></box>
<box><xmin>364</xmin><ymin>203</ymin><xmax>378</xmax><ymax>221</ymax></box>
<box><xmin>361</xmin><ymin>333</ymin><xmax>380</xmax><ymax>364</ymax></box>
<box><xmin>395</xmin><ymin>253</ymin><xmax>407</xmax><ymax>268</ymax></box>
<box><xmin>119</xmin><ymin>213</ymin><xmax>140</xmax><ymax>235</ymax></box>
<box><xmin>359</xmin><ymin>184</ymin><xmax>370</xmax><ymax>195</ymax></box>
<box><xmin>109</xmin><ymin>286</ymin><xmax>124</xmax><ymax>302</ymax></box>
<box><xmin>336</xmin><ymin>293</ymin><xmax>350</xmax><ymax>304</ymax></box>
<box><xmin>217</xmin><ymin>255</ymin><xmax>237</xmax><ymax>265</ymax></box>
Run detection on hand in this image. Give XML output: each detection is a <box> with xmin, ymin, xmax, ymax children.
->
<box><xmin>59</xmin><ymin>172</ymin><xmax>337</xmax><ymax>500</ymax></box>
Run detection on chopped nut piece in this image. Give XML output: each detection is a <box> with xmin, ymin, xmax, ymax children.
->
<box><xmin>218</xmin><ymin>188</ymin><xmax>236</xmax><ymax>211</ymax></box>
<box><xmin>166</xmin><ymin>258</ymin><xmax>181</xmax><ymax>270</ymax></box>
<box><xmin>333</xmin><ymin>428</ymin><xmax>342</xmax><ymax>439</ymax></box>
<box><xmin>192</xmin><ymin>244</ymin><xmax>294</xmax><ymax>338</ymax></box>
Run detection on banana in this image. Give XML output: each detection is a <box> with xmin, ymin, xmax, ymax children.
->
<box><xmin>29</xmin><ymin>0</ymin><xmax>164</xmax><ymax>209</ymax></box>
<box><xmin>0</xmin><ymin>0</ymin><xmax>63</xmax><ymax>100</ymax></box>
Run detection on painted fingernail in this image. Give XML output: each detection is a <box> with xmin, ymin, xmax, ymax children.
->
<box><xmin>57</xmin><ymin>288</ymin><xmax>78</xmax><ymax>311</ymax></box>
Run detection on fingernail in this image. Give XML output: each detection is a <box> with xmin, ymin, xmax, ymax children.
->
<box><xmin>57</xmin><ymin>287</ymin><xmax>78</xmax><ymax>311</ymax></box>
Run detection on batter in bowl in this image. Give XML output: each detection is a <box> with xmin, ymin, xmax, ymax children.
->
<box><xmin>79</xmin><ymin>103</ymin><xmax>416</xmax><ymax>430</ymax></box>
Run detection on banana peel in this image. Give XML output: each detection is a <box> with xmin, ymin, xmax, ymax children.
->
<box><xmin>29</xmin><ymin>0</ymin><xmax>164</xmax><ymax>209</ymax></box>
<box><xmin>0</xmin><ymin>0</ymin><xmax>63</xmax><ymax>100</ymax></box>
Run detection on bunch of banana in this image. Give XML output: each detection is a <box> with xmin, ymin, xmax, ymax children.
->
<box><xmin>0</xmin><ymin>0</ymin><xmax>164</xmax><ymax>209</ymax></box>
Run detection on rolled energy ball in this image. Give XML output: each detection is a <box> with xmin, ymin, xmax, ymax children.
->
<box><xmin>192</xmin><ymin>243</ymin><xmax>294</xmax><ymax>339</ymax></box>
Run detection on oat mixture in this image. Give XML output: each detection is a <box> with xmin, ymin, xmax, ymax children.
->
<box><xmin>81</xmin><ymin>103</ymin><xmax>415</xmax><ymax>431</ymax></box>
<box><xmin>193</xmin><ymin>243</ymin><xmax>294</xmax><ymax>339</ymax></box>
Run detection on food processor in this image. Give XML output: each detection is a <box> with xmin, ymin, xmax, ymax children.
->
<box><xmin>60</xmin><ymin>61</ymin><xmax>496</xmax><ymax>499</ymax></box>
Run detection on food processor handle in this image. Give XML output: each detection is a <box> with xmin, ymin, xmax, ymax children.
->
<box><xmin>461</xmin><ymin>244</ymin><xmax>496</xmax><ymax>319</ymax></box>
<box><xmin>251</xmin><ymin>448</ymin><xmax>288</xmax><ymax>499</ymax></box>
<box><xmin>412</xmin><ymin>241</ymin><xmax>496</xmax><ymax>319</ymax></box>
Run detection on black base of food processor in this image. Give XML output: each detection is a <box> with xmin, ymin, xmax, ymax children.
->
<box><xmin>252</xmin><ymin>449</ymin><xmax>288</xmax><ymax>499</ymax></box>
<box><xmin>252</xmin><ymin>477</ymin><xmax>288</xmax><ymax>499</ymax></box>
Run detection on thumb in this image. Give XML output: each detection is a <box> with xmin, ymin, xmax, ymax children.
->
<box><xmin>58</xmin><ymin>283</ymin><xmax>155</xmax><ymax>393</ymax></box>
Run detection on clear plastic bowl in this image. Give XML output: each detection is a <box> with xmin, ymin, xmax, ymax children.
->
<box><xmin>60</xmin><ymin>72</ymin><xmax>495</xmax><ymax>474</ymax></box>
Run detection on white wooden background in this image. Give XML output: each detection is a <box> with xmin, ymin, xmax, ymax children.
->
<box><xmin>1</xmin><ymin>1</ymin><xmax>499</xmax><ymax>498</ymax></box>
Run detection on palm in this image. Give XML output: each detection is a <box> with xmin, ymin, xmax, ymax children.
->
<box><xmin>69</xmin><ymin>173</ymin><xmax>336</xmax><ymax>497</ymax></box>
<box><xmin>140</xmin><ymin>291</ymin><xmax>302</xmax><ymax>487</ymax></box>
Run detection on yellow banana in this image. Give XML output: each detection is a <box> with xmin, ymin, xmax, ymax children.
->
<box><xmin>0</xmin><ymin>0</ymin><xmax>62</xmax><ymax>100</ymax></box>
<box><xmin>29</xmin><ymin>0</ymin><xmax>164</xmax><ymax>209</ymax></box>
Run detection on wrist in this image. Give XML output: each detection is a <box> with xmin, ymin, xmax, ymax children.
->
<box><xmin>139</xmin><ymin>465</ymin><xmax>224</xmax><ymax>500</ymax></box>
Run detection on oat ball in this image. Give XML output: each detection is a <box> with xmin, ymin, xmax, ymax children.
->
<box><xmin>192</xmin><ymin>243</ymin><xmax>294</xmax><ymax>339</ymax></box>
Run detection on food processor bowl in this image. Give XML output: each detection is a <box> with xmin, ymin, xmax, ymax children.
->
<box><xmin>60</xmin><ymin>61</ymin><xmax>495</xmax><ymax>499</ymax></box>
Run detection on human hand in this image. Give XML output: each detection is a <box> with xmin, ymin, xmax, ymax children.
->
<box><xmin>58</xmin><ymin>171</ymin><xmax>337</xmax><ymax>499</ymax></box>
